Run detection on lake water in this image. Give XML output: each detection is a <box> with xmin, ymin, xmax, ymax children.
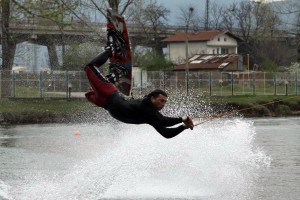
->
<box><xmin>0</xmin><ymin>117</ymin><xmax>299</xmax><ymax>200</ymax></box>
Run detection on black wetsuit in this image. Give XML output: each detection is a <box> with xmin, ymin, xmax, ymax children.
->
<box><xmin>107</xmin><ymin>92</ymin><xmax>186</xmax><ymax>139</ymax></box>
<box><xmin>84</xmin><ymin>50</ymin><xmax>186</xmax><ymax>138</ymax></box>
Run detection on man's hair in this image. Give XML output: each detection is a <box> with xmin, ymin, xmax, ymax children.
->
<box><xmin>146</xmin><ymin>89</ymin><xmax>168</xmax><ymax>98</ymax></box>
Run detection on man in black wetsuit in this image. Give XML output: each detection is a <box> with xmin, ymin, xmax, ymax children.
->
<box><xmin>84</xmin><ymin>49</ymin><xmax>194</xmax><ymax>139</ymax></box>
<box><xmin>107</xmin><ymin>89</ymin><xmax>194</xmax><ymax>138</ymax></box>
<box><xmin>84</xmin><ymin>26</ymin><xmax>194</xmax><ymax>138</ymax></box>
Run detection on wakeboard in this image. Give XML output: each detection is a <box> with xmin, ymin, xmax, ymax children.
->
<box><xmin>106</xmin><ymin>8</ymin><xmax>132</xmax><ymax>96</ymax></box>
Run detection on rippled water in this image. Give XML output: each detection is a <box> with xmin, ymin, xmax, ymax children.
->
<box><xmin>0</xmin><ymin>117</ymin><xmax>299</xmax><ymax>200</ymax></box>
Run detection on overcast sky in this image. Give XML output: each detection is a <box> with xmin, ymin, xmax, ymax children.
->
<box><xmin>155</xmin><ymin>0</ymin><xmax>289</xmax><ymax>25</ymax></box>
<box><xmin>156</xmin><ymin>0</ymin><xmax>243</xmax><ymax>25</ymax></box>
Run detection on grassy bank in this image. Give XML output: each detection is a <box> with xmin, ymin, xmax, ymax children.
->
<box><xmin>209</xmin><ymin>95</ymin><xmax>300</xmax><ymax>104</ymax></box>
<box><xmin>0</xmin><ymin>98</ymin><xmax>100</xmax><ymax>124</ymax></box>
<box><xmin>0</xmin><ymin>98</ymin><xmax>89</xmax><ymax>112</ymax></box>
<box><xmin>208</xmin><ymin>95</ymin><xmax>300</xmax><ymax>117</ymax></box>
<box><xmin>0</xmin><ymin>95</ymin><xmax>300</xmax><ymax>125</ymax></box>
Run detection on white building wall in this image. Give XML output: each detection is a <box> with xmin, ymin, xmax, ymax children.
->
<box><xmin>168</xmin><ymin>43</ymin><xmax>185</xmax><ymax>63</ymax></box>
<box><xmin>207</xmin><ymin>34</ymin><xmax>238</xmax><ymax>54</ymax></box>
<box><xmin>189</xmin><ymin>42</ymin><xmax>208</xmax><ymax>55</ymax></box>
<box><xmin>166</xmin><ymin>33</ymin><xmax>239</xmax><ymax>64</ymax></box>
<box><xmin>168</xmin><ymin>42</ymin><xmax>208</xmax><ymax>64</ymax></box>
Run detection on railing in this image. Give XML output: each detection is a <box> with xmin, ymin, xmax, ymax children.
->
<box><xmin>0</xmin><ymin>70</ymin><xmax>299</xmax><ymax>98</ymax></box>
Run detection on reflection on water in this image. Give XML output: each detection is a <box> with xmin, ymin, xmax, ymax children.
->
<box><xmin>0</xmin><ymin>117</ymin><xmax>299</xmax><ymax>200</ymax></box>
<box><xmin>0</xmin><ymin>126</ymin><xmax>17</xmax><ymax>148</ymax></box>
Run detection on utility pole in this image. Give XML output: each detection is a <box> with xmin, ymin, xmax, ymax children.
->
<box><xmin>205</xmin><ymin>0</ymin><xmax>210</xmax><ymax>30</ymax></box>
<box><xmin>297</xmin><ymin>11</ymin><xmax>300</xmax><ymax>62</ymax></box>
<box><xmin>185</xmin><ymin>7</ymin><xmax>194</xmax><ymax>96</ymax></box>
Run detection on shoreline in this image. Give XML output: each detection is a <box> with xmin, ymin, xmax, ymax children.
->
<box><xmin>0</xmin><ymin>98</ymin><xmax>299</xmax><ymax>125</ymax></box>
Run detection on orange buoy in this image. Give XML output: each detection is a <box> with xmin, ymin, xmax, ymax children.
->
<box><xmin>74</xmin><ymin>130</ymin><xmax>81</xmax><ymax>136</ymax></box>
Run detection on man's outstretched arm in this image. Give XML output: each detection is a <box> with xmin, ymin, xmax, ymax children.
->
<box><xmin>151</xmin><ymin>123</ymin><xmax>187</xmax><ymax>139</ymax></box>
<box><xmin>148</xmin><ymin>118</ymin><xmax>194</xmax><ymax>139</ymax></box>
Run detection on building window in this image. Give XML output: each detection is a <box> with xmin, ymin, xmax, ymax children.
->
<box><xmin>224</xmin><ymin>37</ymin><xmax>227</xmax><ymax>42</ymax></box>
<box><xmin>221</xmin><ymin>48</ymin><xmax>229</xmax><ymax>54</ymax></box>
<box><xmin>217</xmin><ymin>48</ymin><xmax>219</xmax><ymax>54</ymax></box>
<box><xmin>213</xmin><ymin>49</ymin><xmax>215</xmax><ymax>54</ymax></box>
<box><xmin>218</xmin><ymin>37</ymin><xmax>220</xmax><ymax>41</ymax></box>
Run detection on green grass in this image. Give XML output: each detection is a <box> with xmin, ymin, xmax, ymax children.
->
<box><xmin>209</xmin><ymin>95</ymin><xmax>300</xmax><ymax>104</ymax></box>
<box><xmin>14</xmin><ymin>86</ymin><xmax>40</xmax><ymax>97</ymax></box>
<box><xmin>13</xmin><ymin>86</ymin><xmax>68</xmax><ymax>98</ymax></box>
<box><xmin>0</xmin><ymin>98</ymin><xmax>90</xmax><ymax>113</ymax></box>
<box><xmin>0</xmin><ymin>95</ymin><xmax>299</xmax><ymax>114</ymax></box>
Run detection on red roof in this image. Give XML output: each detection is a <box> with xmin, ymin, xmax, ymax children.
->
<box><xmin>162</xmin><ymin>30</ymin><xmax>228</xmax><ymax>42</ymax></box>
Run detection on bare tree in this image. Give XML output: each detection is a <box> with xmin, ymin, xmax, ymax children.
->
<box><xmin>252</xmin><ymin>2</ymin><xmax>281</xmax><ymax>39</ymax></box>
<box><xmin>273</xmin><ymin>0</ymin><xmax>300</xmax><ymax>62</ymax></box>
<box><xmin>54</xmin><ymin>0</ymin><xmax>135</xmax><ymax>71</ymax></box>
<box><xmin>130</xmin><ymin>0</ymin><xmax>170</xmax><ymax>56</ymax></box>
<box><xmin>81</xmin><ymin>0</ymin><xmax>134</xmax><ymax>17</ymax></box>
<box><xmin>209</xmin><ymin>2</ymin><xmax>225</xmax><ymax>30</ymax></box>
<box><xmin>222</xmin><ymin>7</ymin><xmax>235</xmax><ymax>32</ymax></box>
<box><xmin>252</xmin><ymin>1</ymin><xmax>294</xmax><ymax>66</ymax></box>
<box><xmin>177</xmin><ymin>4</ymin><xmax>199</xmax><ymax>31</ymax></box>
<box><xmin>223</xmin><ymin>1</ymin><xmax>252</xmax><ymax>43</ymax></box>
<box><xmin>219</xmin><ymin>1</ymin><xmax>292</xmax><ymax>68</ymax></box>
<box><xmin>9</xmin><ymin>0</ymin><xmax>81</xmax><ymax>69</ymax></box>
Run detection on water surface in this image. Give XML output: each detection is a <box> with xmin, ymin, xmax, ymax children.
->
<box><xmin>0</xmin><ymin>117</ymin><xmax>299</xmax><ymax>200</ymax></box>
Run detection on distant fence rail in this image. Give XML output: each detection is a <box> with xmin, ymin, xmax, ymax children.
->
<box><xmin>0</xmin><ymin>70</ymin><xmax>299</xmax><ymax>98</ymax></box>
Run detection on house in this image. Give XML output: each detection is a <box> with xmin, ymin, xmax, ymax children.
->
<box><xmin>162</xmin><ymin>30</ymin><xmax>245</xmax><ymax>72</ymax></box>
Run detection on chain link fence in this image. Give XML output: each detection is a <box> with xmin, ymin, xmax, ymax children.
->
<box><xmin>0</xmin><ymin>70</ymin><xmax>299</xmax><ymax>98</ymax></box>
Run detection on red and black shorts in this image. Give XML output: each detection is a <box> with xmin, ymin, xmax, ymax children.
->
<box><xmin>84</xmin><ymin>66</ymin><xmax>117</xmax><ymax>108</ymax></box>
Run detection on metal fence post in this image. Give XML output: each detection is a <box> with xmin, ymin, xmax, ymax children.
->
<box><xmin>175</xmin><ymin>71</ymin><xmax>178</xmax><ymax>94</ymax></box>
<box><xmin>231</xmin><ymin>72</ymin><xmax>234</xmax><ymax>96</ymax></box>
<box><xmin>39</xmin><ymin>71</ymin><xmax>43</xmax><ymax>98</ymax></box>
<box><xmin>0</xmin><ymin>71</ymin><xmax>1</xmax><ymax>98</ymax></box>
<box><xmin>186</xmin><ymin>71</ymin><xmax>189</xmax><ymax>96</ymax></box>
<box><xmin>140</xmin><ymin>70</ymin><xmax>143</xmax><ymax>95</ymax></box>
<box><xmin>163</xmin><ymin>71</ymin><xmax>166</xmax><ymax>91</ymax></box>
<box><xmin>79</xmin><ymin>71</ymin><xmax>82</xmax><ymax>92</ymax></box>
<box><xmin>295</xmin><ymin>72</ymin><xmax>298</xmax><ymax>96</ymax></box>
<box><xmin>220</xmin><ymin>73</ymin><xmax>223</xmax><ymax>96</ymax></box>
<box><xmin>242</xmin><ymin>73</ymin><xmax>244</xmax><ymax>94</ymax></box>
<box><xmin>209</xmin><ymin>72</ymin><xmax>212</xmax><ymax>96</ymax></box>
<box><xmin>253</xmin><ymin>71</ymin><xmax>256</xmax><ymax>95</ymax></box>
<box><xmin>65</xmin><ymin>71</ymin><xmax>69</xmax><ymax>98</ymax></box>
<box><xmin>264</xmin><ymin>72</ymin><xmax>266</xmax><ymax>95</ymax></box>
<box><xmin>285</xmin><ymin>80</ymin><xmax>288</xmax><ymax>96</ymax></box>
<box><xmin>12</xmin><ymin>71</ymin><xmax>16</xmax><ymax>98</ymax></box>
<box><xmin>273</xmin><ymin>72</ymin><xmax>277</xmax><ymax>96</ymax></box>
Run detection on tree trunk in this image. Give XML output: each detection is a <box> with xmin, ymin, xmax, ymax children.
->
<box><xmin>154</xmin><ymin>44</ymin><xmax>164</xmax><ymax>57</ymax></box>
<box><xmin>47</xmin><ymin>43</ymin><xmax>59</xmax><ymax>70</ymax></box>
<box><xmin>1</xmin><ymin>0</ymin><xmax>13</xmax><ymax>97</ymax></box>
<box><xmin>108</xmin><ymin>0</ymin><xmax>119</xmax><ymax>13</ymax></box>
<box><xmin>297</xmin><ymin>44</ymin><xmax>300</xmax><ymax>62</ymax></box>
